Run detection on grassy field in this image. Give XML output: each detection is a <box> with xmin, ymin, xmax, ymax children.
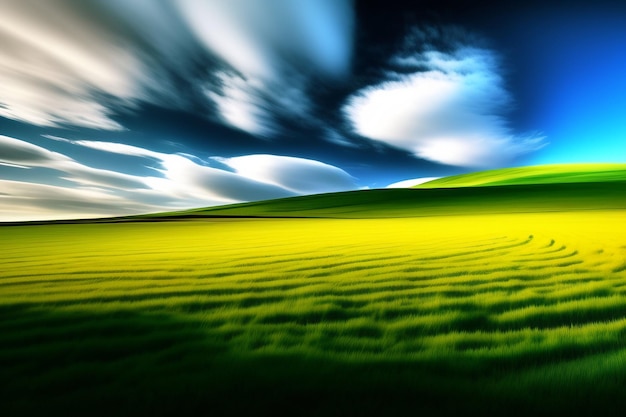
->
<box><xmin>2</xmin><ymin>165</ymin><xmax>626</xmax><ymax>416</ymax></box>
<box><xmin>142</xmin><ymin>180</ymin><xmax>626</xmax><ymax>219</ymax></box>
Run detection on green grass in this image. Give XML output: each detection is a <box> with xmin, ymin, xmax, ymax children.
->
<box><xmin>2</xmin><ymin>165</ymin><xmax>626</xmax><ymax>416</ymax></box>
<box><xmin>2</xmin><ymin>209</ymin><xmax>626</xmax><ymax>416</ymax></box>
<box><xmin>136</xmin><ymin>180</ymin><xmax>626</xmax><ymax>219</ymax></box>
<box><xmin>415</xmin><ymin>163</ymin><xmax>626</xmax><ymax>188</ymax></box>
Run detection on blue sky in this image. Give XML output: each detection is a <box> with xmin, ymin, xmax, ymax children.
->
<box><xmin>0</xmin><ymin>0</ymin><xmax>624</xmax><ymax>220</ymax></box>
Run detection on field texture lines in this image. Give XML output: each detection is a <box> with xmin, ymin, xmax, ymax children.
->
<box><xmin>2</xmin><ymin>210</ymin><xmax>626</xmax><ymax>415</ymax></box>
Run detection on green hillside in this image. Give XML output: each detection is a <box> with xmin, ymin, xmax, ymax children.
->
<box><xmin>12</xmin><ymin>164</ymin><xmax>622</xmax><ymax>226</ymax></box>
<box><xmin>139</xmin><ymin>180</ymin><xmax>626</xmax><ymax>220</ymax></box>
<box><xmin>416</xmin><ymin>163</ymin><xmax>626</xmax><ymax>188</ymax></box>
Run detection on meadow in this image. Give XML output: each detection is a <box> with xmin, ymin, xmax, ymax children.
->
<box><xmin>2</xmin><ymin>166</ymin><xmax>626</xmax><ymax>416</ymax></box>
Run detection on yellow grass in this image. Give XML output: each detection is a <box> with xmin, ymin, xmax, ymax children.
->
<box><xmin>1</xmin><ymin>210</ymin><xmax>626</xmax><ymax>415</ymax></box>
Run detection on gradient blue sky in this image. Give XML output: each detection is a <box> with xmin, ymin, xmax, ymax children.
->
<box><xmin>1</xmin><ymin>0</ymin><xmax>624</xmax><ymax>220</ymax></box>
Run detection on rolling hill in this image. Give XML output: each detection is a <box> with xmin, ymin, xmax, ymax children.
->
<box><xmin>138</xmin><ymin>163</ymin><xmax>626</xmax><ymax>220</ymax></box>
<box><xmin>415</xmin><ymin>163</ymin><xmax>626</xmax><ymax>188</ymax></box>
<box><xmin>4</xmin><ymin>163</ymin><xmax>623</xmax><ymax>226</ymax></box>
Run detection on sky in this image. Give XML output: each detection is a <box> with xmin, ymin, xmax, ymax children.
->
<box><xmin>1</xmin><ymin>0</ymin><xmax>625</xmax><ymax>221</ymax></box>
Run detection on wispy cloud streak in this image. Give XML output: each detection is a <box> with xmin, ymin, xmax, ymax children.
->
<box><xmin>0</xmin><ymin>135</ymin><xmax>357</xmax><ymax>221</ymax></box>
<box><xmin>0</xmin><ymin>0</ymin><xmax>354</xmax><ymax>136</ymax></box>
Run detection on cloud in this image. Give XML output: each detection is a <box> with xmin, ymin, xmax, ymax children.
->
<box><xmin>66</xmin><ymin>139</ymin><xmax>164</xmax><ymax>160</ymax></box>
<box><xmin>0</xmin><ymin>180</ymin><xmax>160</xmax><ymax>221</ymax></box>
<box><xmin>63</xmin><ymin>137</ymin><xmax>357</xmax><ymax>200</ymax></box>
<box><xmin>323</xmin><ymin>128</ymin><xmax>361</xmax><ymax>148</ymax></box>
<box><xmin>0</xmin><ymin>135</ymin><xmax>152</xmax><ymax>190</ymax></box>
<box><xmin>0</xmin><ymin>0</ymin><xmax>149</xmax><ymax>129</ymax></box>
<box><xmin>59</xmin><ymin>161</ymin><xmax>151</xmax><ymax>190</ymax></box>
<box><xmin>0</xmin><ymin>162</ymin><xmax>29</xmax><ymax>169</ymax></box>
<box><xmin>0</xmin><ymin>135</ymin><xmax>357</xmax><ymax>221</ymax></box>
<box><xmin>0</xmin><ymin>0</ymin><xmax>354</xmax><ymax>135</ymax></box>
<box><xmin>0</xmin><ymin>134</ymin><xmax>72</xmax><ymax>165</ymax></box>
<box><xmin>41</xmin><ymin>136</ymin><xmax>297</xmax><ymax>203</ymax></box>
<box><xmin>172</xmin><ymin>0</ymin><xmax>354</xmax><ymax>135</ymax></box>
<box><xmin>343</xmin><ymin>28</ymin><xmax>545</xmax><ymax>168</ymax></box>
<box><xmin>220</xmin><ymin>154</ymin><xmax>357</xmax><ymax>194</ymax></box>
<box><xmin>156</xmin><ymin>155</ymin><xmax>295</xmax><ymax>202</ymax></box>
<box><xmin>204</xmin><ymin>72</ymin><xmax>276</xmax><ymax>137</ymax></box>
<box><xmin>0</xmin><ymin>136</ymin><xmax>355</xmax><ymax>221</ymax></box>
<box><xmin>174</xmin><ymin>0</ymin><xmax>353</xmax><ymax>80</ymax></box>
<box><xmin>386</xmin><ymin>177</ymin><xmax>441</xmax><ymax>188</ymax></box>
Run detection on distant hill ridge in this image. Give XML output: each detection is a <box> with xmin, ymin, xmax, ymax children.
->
<box><xmin>9</xmin><ymin>163</ymin><xmax>622</xmax><ymax>225</ymax></box>
<box><xmin>131</xmin><ymin>164</ymin><xmax>626</xmax><ymax>220</ymax></box>
<box><xmin>415</xmin><ymin>163</ymin><xmax>626</xmax><ymax>188</ymax></box>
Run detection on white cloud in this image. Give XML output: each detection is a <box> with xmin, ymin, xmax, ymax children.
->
<box><xmin>386</xmin><ymin>177</ymin><xmax>441</xmax><ymax>188</ymax></box>
<box><xmin>0</xmin><ymin>134</ymin><xmax>72</xmax><ymax>165</ymax></box>
<box><xmin>0</xmin><ymin>135</ymin><xmax>358</xmax><ymax>221</ymax></box>
<box><xmin>204</xmin><ymin>73</ymin><xmax>275</xmax><ymax>136</ymax></box>
<box><xmin>0</xmin><ymin>0</ymin><xmax>149</xmax><ymax>129</ymax></box>
<box><xmin>0</xmin><ymin>180</ymin><xmax>157</xmax><ymax>221</ymax></box>
<box><xmin>343</xmin><ymin>31</ymin><xmax>545</xmax><ymax>168</ymax></box>
<box><xmin>68</xmin><ymin>140</ymin><xmax>164</xmax><ymax>160</ymax></box>
<box><xmin>0</xmin><ymin>0</ymin><xmax>354</xmax><ymax>136</ymax></box>
<box><xmin>1</xmin><ymin>135</ymin><xmax>195</xmax><ymax>220</ymax></box>
<box><xmin>160</xmin><ymin>155</ymin><xmax>295</xmax><ymax>202</ymax></box>
<box><xmin>64</xmin><ymin>138</ymin><xmax>357</xmax><ymax>199</ymax></box>
<box><xmin>0</xmin><ymin>135</ymin><xmax>153</xmax><ymax>190</ymax></box>
<box><xmin>174</xmin><ymin>0</ymin><xmax>353</xmax><ymax>80</ymax></box>
<box><xmin>221</xmin><ymin>154</ymin><xmax>357</xmax><ymax>194</ymax></box>
<box><xmin>0</xmin><ymin>162</ymin><xmax>29</xmax><ymax>169</ymax></box>
<box><xmin>43</xmin><ymin>136</ymin><xmax>296</xmax><ymax>203</ymax></box>
<box><xmin>173</xmin><ymin>0</ymin><xmax>271</xmax><ymax>79</ymax></box>
<box><xmin>59</xmin><ymin>161</ymin><xmax>151</xmax><ymax>190</ymax></box>
<box><xmin>175</xmin><ymin>0</ymin><xmax>354</xmax><ymax>135</ymax></box>
<box><xmin>58</xmin><ymin>138</ymin><xmax>294</xmax><ymax>202</ymax></box>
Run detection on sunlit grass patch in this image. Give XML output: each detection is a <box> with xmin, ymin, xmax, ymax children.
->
<box><xmin>416</xmin><ymin>163</ymin><xmax>626</xmax><ymax>188</ymax></box>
